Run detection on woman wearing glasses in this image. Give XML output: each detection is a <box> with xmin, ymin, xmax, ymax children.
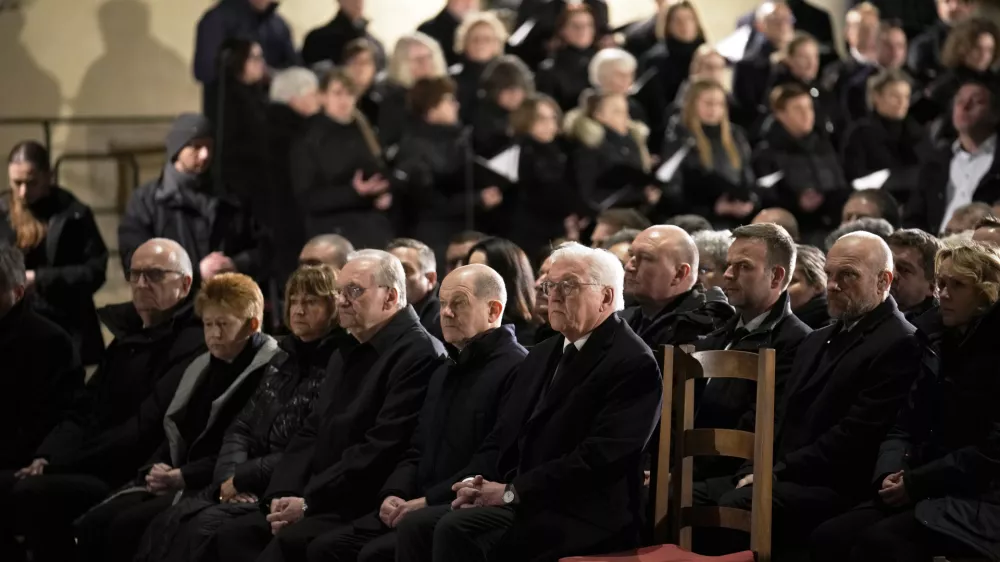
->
<box><xmin>3</xmin><ymin>140</ymin><xmax>109</xmax><ymax>366</ymax></box>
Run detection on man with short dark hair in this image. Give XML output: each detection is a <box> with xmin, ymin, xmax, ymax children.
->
<box><xmin>300</xmin><ymin>235</ymin><xmax>355</xmax><ymax>271</ymax></box>
<box><xmin>591</xmin><ymin>209</ymin><xmax>652</xmax><ymax>248</ymax></box>
<box><xmin>841</xmin><ymin>190</ymin><xmax>902</xmax><ymax>228</ymax></box>
<box><xmin>886</xmin><ymin>229</ymin><xmax>943</xmax><ymax>326</ymax></box>
<box><xmin>388</xmin><ymin>238</ymin><xmax>443</xmax><ymax>341</ymax></box>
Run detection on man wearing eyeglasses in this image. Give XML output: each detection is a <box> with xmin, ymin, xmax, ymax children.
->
<box><xmin>393</xmin><ymin>243</ymin><xmax>661</xmax><ymax>562</ymax></box>
<box><xmin>215</xmin><ymin>249</ymin><xmax>449</xmax><ymax>562</ymax></box>
<box><xmin>1</xmin><ymin>238</ymin><xmax>206</xmax><ymax>562</ymax></box>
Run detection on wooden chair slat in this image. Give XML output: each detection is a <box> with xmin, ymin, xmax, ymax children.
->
<box><xmin>680</xmin><ymin>506</ymin><xmax>753</xmax><ymax>533</ymax></box>
<box><xmin>682</xmin><ymin>428</ymin><xmax>756</xmax><ymax>460</ymax></box>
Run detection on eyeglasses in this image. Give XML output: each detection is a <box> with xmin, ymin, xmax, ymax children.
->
<box><xmin>334</xmin><ymin>284</ymin><xmax>389</xmax><ymax>301</ymax></box>
<box><xmin>127</xmin><ymin>268</ymin><xmax>184</xmax><ymax>284</ymax></box>
<box><xmin>538</xmin><ymin>280</ymin><xmax>601</xmax><ymax>297</ymax></box>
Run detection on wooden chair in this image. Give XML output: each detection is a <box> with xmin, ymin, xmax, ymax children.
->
<box><xmin>562</xmin><ymin>345</ymin><xmax>777</xmax><ymax>562</ymax></box>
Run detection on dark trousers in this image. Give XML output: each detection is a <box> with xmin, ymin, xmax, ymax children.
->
<box><xmin>693</xmin><ymin>475</ymin><xmax>852</xmax><ymax>556</ymax></box>
<box><xmin>76</xmin><ymin>490</ymin><xmax>175</xmax><ymax>562</ymax></box>
<box><xmin>810</xmin><ymin>504</ymin><xmax>981</xmax><ymax>562</ymax></box>
<box><xmin>307</xmin><ymin>512</ymin><xmax>395</xmax><ymax>562</ymax></box>
<box><xmin>0</xmin><ymin>471</ymin><xmax>111</xmax><ymax>562</ymax></box>
<box><xmin>216</xmin><ymin>509</ymin><xmax>350</xmax><ymax>562</ymax></box>
<box><xmin>395</xmin><ymin>505</ymin><xmax>515</xmax><ymax>562</ymax></box>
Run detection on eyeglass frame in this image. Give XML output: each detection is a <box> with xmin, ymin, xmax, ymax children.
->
<box><xmin>126</xmin><ymin>268</ymin><xmax>186</xmax><ymax>284</ymax></box>
<box><xmin>334</xmin><ymin>283</ymin><xmax>392</xmax><ymax>301</ymax></box>
<box><xmin>538</xmin><ymin>280</ymin><xmax>604</xmax><ymax>297</ymax></box>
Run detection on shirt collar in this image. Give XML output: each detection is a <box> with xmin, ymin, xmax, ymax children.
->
<box><xmin>952</xmin><ymin>134</ymin><xmax>998</xmax><ymax>156</ymax></box>
<box><xmin>563</xmin><ymin>332</ymin><xmax>592</xmax><ymax>352</ymax></box>
<box><xmin>737</xmin><ymin>310</ymin><xmax>771</xmax><ymax>333</ymax></box>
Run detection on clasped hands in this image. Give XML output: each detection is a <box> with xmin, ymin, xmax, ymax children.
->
<box><xmin>450</xmin><ymin>475</ymin><xmax>506</xmax><ymax>510</ymax></box>
<box><xmin>378</xmin><ymin>496</ymin><xmax>427</xmax><ymax>528</ymax></box>
<box><xmin>146</xmin><ymin>463</ymin><xmax>184</xmax><ymax>494</ymax></box>
<box><xmin>218</xmin><ymin>476</ymin><xmax>257</xmax><ymax>505</ymax></box>
<box><xmin>878</xmin><ymin>471</ymin><xmax>911</xmax><ymax>507</ymax></box>
<box><xmin>266</xmin><ymin>497</ymin><xmax>306</xmax><ymax>535</ymax></box>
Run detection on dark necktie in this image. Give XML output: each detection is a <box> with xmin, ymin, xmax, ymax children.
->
<box><xmin>534</xmin><ymin>344</ymin><xmax>579</xmax><ymax>415</ymax></box>
<box><xmin>729</xmin><ymin>326</ymin><xmax>750</xmax><ymax>348</ymax></box>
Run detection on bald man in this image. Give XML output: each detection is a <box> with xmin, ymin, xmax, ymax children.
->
<box><xmin>622</xmin><ymin>225</ymin><xmax>734</xmax><ymax>348</ymax></box>
<box><xmin>972</xmin><ymin>215</ymin><xmax>1000</xmax><ymax>247</ymax></box>
<box><xmin>3</xmin><ymin>238</ymin><xmax>207</xmax><ymax>562</ymax></box>
<box><xmin>752</xmin><ymin>207</ymin><xmax>801</xmax><ymax>241</ymax></box>
<box><xmin>695</xmin><ymin>232</ymin><xmax>922</xmax><ymax>555</ymax></box>
<box><xmin>298</xmin><ymin>265</ymin><xmax>527</xmax><ymax>562</ymax></box>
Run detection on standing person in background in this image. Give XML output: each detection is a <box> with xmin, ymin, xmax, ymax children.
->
<box><xmin>732</xmin><ymin>1</ymin><xmax>795</xmax><ymax>129</ymax></box>
<box><xmin>764</xmin><ymin>32</ymin><xmax>843</xmax><ymax>143</ymax></box>
<box><xmin>535</xmin><ymin>4</ymin><xmax>599</xmax><ymax>113</ymax></box>
<box><xmin>450</xmin><ymin>12</ymin><xmax>508</xmax><ymax>125</ymax></box>
<box><xmin>836</xmin><ymin>19</ymin><xmax>910</xmax><ymax>122</ymax></box>
<box><xmin>820</xmin><ymin>2</ymin><xmax>880</xmax><ymax>103</ymax></box>
<box><xmin>909</xmin><ymin>0</ymin><xmax>980</xmax><ymax>86</ymax></box>
<box><xmin>472</xmin><ymin>55</ymin><xmax>535</xmax><ymax>158</ymax></box>
<box><xmin>509</xmin><ymin>0</ymin><xmax>609</xmax><ymax>71</ymax></box>
<box><xmin>291</xmin><ymin>69</ymin><xmax>392</xmax><ymax>251</ymax></box>
<box><xmin>620</xmin><ymin>0</ymin><xmax>669</xmax><ymax>59</ymax></box>
<box><xmin>589</xmin><ymin>49</ymin><xmax>647</xmax><ymax>128</ymax></box>
<box><xmin>301</xmin><ymin>0</ymin><xmax>386</xmax><ymax>70</ymax></box>
<box><xmin>466</xmin><ymin>237</ymin><xmax>538</xmax><ymax>345</ymax></box>
<box><xmin>341</xmin><ymin>39</ymin><xmax>382</xmax><ymax>125</ymax></box>
<box><xmin>193</xmin><ymin>0</ymin><xmax>298</xmax><ymax>117</ymax></box>
<box><xmin>419</xmin><ymin>0</ymin><xmax>481</xmax><ymax>68</ymax></box>
<box><xmin>3</xmin><ymin>141</ymin><xmax>108</xmax><ymax>366</ymax></box>
<box><xmin>374</xmin><ymin>33</ymin><xmax>449</xmax><ymax>150</ymax></box>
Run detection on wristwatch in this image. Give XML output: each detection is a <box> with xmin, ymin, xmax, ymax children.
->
<box><xmin>502</xmin><ymin>483</ymin><xmax>518</xmax><ymax>505</ymax></box>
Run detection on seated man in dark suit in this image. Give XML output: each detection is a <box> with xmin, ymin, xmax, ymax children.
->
<box><xmin>388</xmin><ymin>238</ymin><xmax>443</xmax><ymax>342</ymax></box>
<box><xmin>304</xmin><ymin>264</ymin><xmax>528</xmax><ymax>562</ymax></box>
<box><xmin>0</xmin><ymin>238</ymin><xmax>206</xmax><ymax>562</ymax></box>
<box><xmin>694</xmin><ymin>223</ymin><xmax>811</xmax><ymax>477</ymax></box>
<box><xmin>886</xmin><ymin>229</ymin><xmax>943</xmax><ymax>335</ymax></box>
<box><xmin>215</xmin><ymin>249</ymin><xmax>449</xmax><ymax>562</ymax></box>
<box><xmin>622</xmin><ymin>225</ymin><xmax>735</xmax><ymax>348</ymax></box>
<box><xmin>694</xmin><ymin>232</ymin><xmax>922</xmax><ymax>554</ymax></box>
<box><xmin>394</xmin><ymin>243</ymin><xmax>662</xmax><ymax>562</ymax></box>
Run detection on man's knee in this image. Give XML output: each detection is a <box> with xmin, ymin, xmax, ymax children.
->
<box><xmin>358</xmin><ymin>533</ymin><xmax>397</xmax><ymax>562</ymax></box>
<box><xmin>716</xmin><ymin>486</ymin><xmax>753</xmax><ymax>511</ymax></box>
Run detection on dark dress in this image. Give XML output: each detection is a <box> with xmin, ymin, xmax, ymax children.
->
<box><xmin>20</xmin><ymin>185</ymin><xmax>108</xmax><ymax>365</ymax></box>
<box><xmin>216</xmin><ymin>81</ymin><xmax>270</xmax><ymax>209</ymax></box>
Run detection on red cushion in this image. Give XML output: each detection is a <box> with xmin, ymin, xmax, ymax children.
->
<box><xmin>560</xmin><ymin>544</ymin><xmax>756</xmax><ymax>562</ymax></box>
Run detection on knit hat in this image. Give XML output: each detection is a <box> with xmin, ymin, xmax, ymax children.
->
<box><xmin>165</xmin><ymin>113</ymin><xmax>213</xmax><ymax>162</ymax></box>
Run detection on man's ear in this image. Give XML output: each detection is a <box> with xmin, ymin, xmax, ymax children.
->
<box><xmin>248</xmin><ymin>317</ymin><xmax>261</xmax><ymax>333</ymax></box>
<box><xmin>385</xmin><ymin>287</ymin><xmax>400</xmax><ymax>310</ymax></box>
<box><xmin>772</xmin><ymin>266</ymin><xmax>787</xmax><ymax>290</ymax></box>
<box><xmin>426</xmin><ymin>271</ymin><xmax>438</xmax><ymax>288</ymax></box>
<box><xmin>488</xmin><ymin>300</ymin><xmax>504</xmax><ymax>323</ymax></box>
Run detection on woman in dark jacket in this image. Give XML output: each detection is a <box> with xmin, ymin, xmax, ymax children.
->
<box><xmin>75</xmin><ymin>273</ymin><xmax>281</xmax><ymax>562</ymax></box>
<box><xmin>841</xmin><ymin>70</ymin><xmax>932</xmax><ymax>206</ymax></box>
<box><xmin>4</xmin><ymin>141</ymin><xmax>108</xmax><ymax>365</ymax></box>
<box><xmin>658</xmin><ymin>79</ymin><xmax>756</xmax><ymax>228</ymax></box>
<box><xmin>291</xmin><ymin>68</ymin><xmax>393</xmax><ymax>250</ymax></box>
<box><xmin>450</xmin><ymin>12</ymin><xmax>507</xmax><ymax>125</ymax></box>
<box><xmin>466</xmin><ymin>237</ymin><xmax>537</xmax><ymax>345</ymax></box>
<box><xmin>133</xmin><ymin>265</ymin><xmax>344</xmax><ymax>562</ymax></box>
<box><xmin>810</xmin><ymin>242</ymin><xmax>1000</xmax><ymax>562</ymax></box>
<box><xmin>535</xmin><ymin>4</ymin><xmax>598</xmax><ymax>113</ymax></box>
<box><xmin>374</xmin><ymin>32</ymin><xmax>449</xmax><ymax>150</ymax></box>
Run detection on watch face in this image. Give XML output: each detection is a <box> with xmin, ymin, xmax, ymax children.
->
<box><xmin>503</xmin><ymin>490</ymin><xmax>515</xmax><ymax>504</ymax></box>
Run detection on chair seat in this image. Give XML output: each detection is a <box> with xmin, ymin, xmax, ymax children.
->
<box><xmin>560</xmin><ymin>544</ymin><xmax>756</xmax><ymax>562</ymax></box>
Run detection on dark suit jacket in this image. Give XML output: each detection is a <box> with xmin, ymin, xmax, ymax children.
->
<box><xmin>903</xmin><ymin>141</ymin><xmax>1000</xmax><ymax>234</ymax></box>
<box><xmin>466</xmin><ymin>313</ymin><xmax>662</xmax><ymax>550</ymax></box>
<box><xmin>264</xmin><ymin>306</ymin><xmax>448</xmax><ymax>519</ymax></box>
<box><xmin>765</xmin><ymin>297</ymin><xmax>921</xmax><ymax>501</ymax></box>
<box><xmin>620</xmin><ymin>285</ymin><xmax>735</xmax><ymax>350</ymax></box>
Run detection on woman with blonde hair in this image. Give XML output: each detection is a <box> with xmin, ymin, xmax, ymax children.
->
<box><xmin>450</xmin><ymin>11</ymin><xmax>508</xmax><ymax>123</ymax></box>
<box><xmin>375</xmin><ymin>32</ymin><xmax>449</xmax><ymax>148</ymax></box>
<box><xmin>291</xmin><ymin>68</ymin><xmax>393</xmax><ymax>250</ymax></box>
<box><xmin>659</xmin><ymin>79</ymin><xmax>755</xmax><ymax>225</ymax></box>
<box><xmin>810</xmin><ymin>241</ymin><xmax>1000</xmax><ymax>562</ymax></box>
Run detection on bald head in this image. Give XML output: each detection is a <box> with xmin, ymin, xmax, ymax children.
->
<box><xmin>301</xmin><ymin>235</ymin><xmax>354</xmax><ymax>270</ymax></box>
<box><xmin>625</xmin><ymin>225</ymin><xmax>699</xmax><ymax>312</ymax></box>
<box><xmin>439</xmin><ymin>264</ymin><xmax>507</xmax><ymax>348</ymax></box>
<box><xmin>129</xmin><ymin>238</ymin><xmax>194</xmax><ymax>325</ymax></box>
<box><xmin>825</xmin><ymin>232</ymin><xmax>894</xmax><ymax>321</ymax></box>
<box><xmin>753</xmin><ymin>207</ymin><xmax>800</xmax><ymax>241</ymax></box>
<box><xmin>133</xmin><ymin>238</ymin><xmax>193</xmax><ymax>277</ymax></box>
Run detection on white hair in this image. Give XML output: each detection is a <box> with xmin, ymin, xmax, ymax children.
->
<box><xmin>588</xmin><ymin>48</ymin><xmax>638</xmax><ymax>89</ymax></box>
<box><xmin>692</xmin><ymin>229</ymin><xmax>732</xmax><ymax>271</ymax></box>
<box><xmin>347</xmin><ymin>249</ymin><xmax>408</xmax><ymax>309</ymax></box>
<box><xmin>269</xmin><ymin>67</ymin><xmax>319</xmax><ymax>104</ymax></box>
<box><xmin>549</xmin><ymin>242</ymin><xmax>626</xmax><ymax>311</ymax></box>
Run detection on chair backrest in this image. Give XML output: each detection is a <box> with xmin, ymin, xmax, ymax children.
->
<box><xmin>652</xmin><ymin>345</ymin><xmax>777</xmax><ymax>562</ymax></box>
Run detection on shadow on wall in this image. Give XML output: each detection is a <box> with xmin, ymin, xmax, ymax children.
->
<box><xmin>64</xmin><ymin>0</ymin><xmax>195</xmax><ymax>210</ymax></box>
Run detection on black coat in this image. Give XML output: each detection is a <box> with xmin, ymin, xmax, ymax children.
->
<box><xmin>637</xmin><ymin>38</ymin><xmax>705</xmax><ymax>149</ymax></box>
<box><xmin>907</xmin><ymin>20</ymin><xmax>950</xmax><ymax>86</ymax></box>
<box><xmin>119</xmin><ymin>169</ymin><xmax>265</xmax><ymax>284</ymax></box>
<box><xmin>873</xmin><ymin>303</ymin><xmax>1000</xmax><ymax>560</ymax></box>
<box><xmin>465</xmin><ymin>314</ymin><xmax>662</xmax><ymax>556</ymax></box>
<box><xmin>19</xmin><ymin>186</ymin><xmax>108</xmax><ymax>365</ymax></box>
<box><xmin>412</xmin><ymin>292</ymin><xmax>443</xmax><ymax>342</ymax></box>
<box><xmin>536</xmin><ymin>46</ymin><xmax>597</xmax><ymax>113</ymax></box>
<box><xmin>752</xmin><ymin>120</ymin><xmax>848</xmax><ymax>235</ymax></box>
<box><xmin>508</xmin><ymin>137</ymin><xmax>576</xmax><ymax>262</ymax></box>
<box><xmin>841</xmin><ymin>114</ymin><xmax>932</xmax><ymax>204</ymax></box>
<box><xmin>732</xmin><ymin>49</ymin><xmax>776</xmax><ymax>131</ymax></box>
<box><xmin>450</xmin><ymin>59</ymin><xmax>489</xmax><ymax>125</ymax></box>
<box><xmin>36</xmin><ymin>299</ymin><xmax>206</xmax><ymax>487</ymax></box>
<box><xmin>264</xmin><ymin>306</ymin><xmax>448</xmax><ymax>519</ymax></box>
<box><xmin>0</xmin><ymin>299</ymin><xmax>83</xmax><ymax>469</ymax></box>
<box><xmin>417</xmin><ymin>9</ymin><xmax>462</xmax><ymax>68</ymax></box>
<box><xmin>765</xmin><ymin>297</ymin><xmax>921</xmax><ymax>501</ymax></box>
<box><xmin>567</xmin><ymin>114</ymin><xmax>651</xmax><ymax>214</ymax></box>
<box><xmin>736</xmin><ymin>0</ymin><xmax>837</xmax><ymax>66</ymax></box>
<box><xmin>301</xmin><ymin>11</ymin><xmax>386</xmax><ymax>69</ymax></box>
<box><xmin>471</xmin><ymin>100</ymin><xmax>514</xmax><ymax>160</ymax></box>
<box><xmin>381</xmin><ymin>325</ymin><xmax>527</xmax><ymax>504</ymax></box>
<box><xmin>374</xmin><ymin>80</ymin><xmax>411</xmax><ymax>150</ymax></box>
<box><xmin>509</xmin><ymin>0</ymin><xmax>610</xmax><ymax>70</ymax></box>
<box><xmin>903</xmin><ymin>141</ymin><xmax>1000</xmax><ymax>234</ymax></box>
<box><xmin>215</xmin><ymin>82</ymin><xmax>270</xmax><ymax>207</ymax></box>
<box><xmin>622</xmin><ymin>16</ymin><xmax>657</xmax><ymax>59</ymax></box>
<box><xmin>265</xmin><ymin>103</ymin><xmax>312</xmax><ymax>288</ymax></box>
<box><xmin>620</xmin><ymin>285</ymin><xmax>736</xmax><ymax>350</ymax></box>
<box><xmin>289</xmin><ymin>113</ymin><xmax>392</xmax><ymax>250</ymax></box>
<box><xmin>794</xmin><ymin>293</ymin><xmax>831</xmax><ymax>330</ymax></box>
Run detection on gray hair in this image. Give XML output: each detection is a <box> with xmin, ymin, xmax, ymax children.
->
<box><xmin>825</xmin><ymin>218</ymin><xmax>895</xmax><ymax>252</ymax></box>
<box><xmin>389</xmin><ymin>32</ymin><xmax>448</xmax><ymax>88</ymax></box>
<box><xmin>270</xmin><ymin>67</ymin><xmax>319</xmax><ymax>104</ymax></box>
<box><xmin>347</xmin><ymin>249</ymin><xmax>408</xmax><ymax>308</ymax></box>
<box><xmin>0</xmin><ymin>243</ymin><xmax>26</xmax><ymax>291</ymax></box>
<box><xmin>470</xmin><ymin>264</ymin><xmax>508</xmax><ymax>308</ymax></box>
<box><xmin>387</xmin><ymin>238</ymin><xmax>437</xmax><ymax>274</ymax></box>
<box><xmin>588</xmin><ymin>48</ymin><xmax>638</xmax><ymax>90</ymax></box>
<box><xmin>692</xmin><ymin>230</ymin><xmax>733</xmax><ymax>270</ymax></box>
<box><xmin>795</xmin><ymin>244</ymin><xmax>827</xmax><ymax>290</ymax></box>
<box><xmin>732</xmin><ymin>223</ymin><xmax>797</xmax><ymax>289</ymax></box>
<box><xmin>549</xmin><ymin>242</ymin><xmax>626</xmax><ymax>311</ymax></box>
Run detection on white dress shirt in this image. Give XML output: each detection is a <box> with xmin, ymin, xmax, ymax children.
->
<box><xmin>563</xmin><ymin>332</ymin><xmax>591</xmax><ymax>352</ymax></box>
<box><xmin>941</xmin><ymin>135</ymin><xmax>997</xmax><ymax>234</ymax></box>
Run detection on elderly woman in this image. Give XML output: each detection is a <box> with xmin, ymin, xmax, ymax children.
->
<box><xmin>466</xmin><ymin>237</ymin><xmax>537</xmax><ymax>344</ymax></box>
<box><xmin>692</xmin><ymin>229</ymin><xmax>732</xmax><ymax>291</ymax></box>
<box><xmin>450</xmin><ymin>11</ymin><xmax>508</xmax><ymax>124</ymax></box>
<box><xmin>589</xmin><ymin>47</ymin><xmax>647</xmax><ymax>124</ymax></box>
<box><xmin>810</xmin><ymin>242</ymin><xmax>1000</xmax><ymax>562</ymax></box>
<box><xmin>789</xmin><ymin>243</ymin><xmax>830</xmax><ymax>329</ymax></box>
<box><xmin>133</xmin><ymin>265</ymin><xmax>345</xmax><ymax>562</ymax></box>
<box><xmin>75</xmin><ymin>273</ymin><xmax>280</xmax><ymax>562</ymax></box>
<box><xmin>374</xmin><ymin>32</ymin><xmax>449</xmax><ymax>149</ymax></box>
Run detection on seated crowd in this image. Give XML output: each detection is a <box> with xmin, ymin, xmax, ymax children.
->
<box><xmin>2</xmin><ymin>1</ymin><xmax>1000</xmax><ymax>562</ymax></box>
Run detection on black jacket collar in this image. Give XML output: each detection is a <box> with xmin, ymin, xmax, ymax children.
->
<box><xmin>98</xmin><ymin>295</ymin><xmax>197</xmax><ymax>342</ymax></box>
<box><xmin>452</xmin><ymin>324</ymin><xmax>518</xmax><ymax>367</ymax></box>
<box><xmin>348</xmin><ymin>305</ymin><xmax>422</xmax><ymax>355</ymax></box>
<box><xmin>713</xmin><ymin>291</ymin><xmax>794</xmax><ymax>339</ymax></box>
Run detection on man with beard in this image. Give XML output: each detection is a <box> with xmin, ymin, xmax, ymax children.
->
<box><xmin>693</xmin><ymin>232</ymin><xmax>921</xmax><ymax>556</ymax></box>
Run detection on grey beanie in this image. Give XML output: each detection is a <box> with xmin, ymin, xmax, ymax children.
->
<box><xmin>165</xmin><ymin>113</ymin><xmax>213</xmax><ymax>162</ymax></box>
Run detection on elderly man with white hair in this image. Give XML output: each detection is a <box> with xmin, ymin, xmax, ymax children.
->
<box><xmin>694</xmin><ymin>232</ymin><xmax>923</xmax><ymax>556</ymax></box>
<box><xmin>394</xmin><ymin>243</ymin><xmax>662</xmax><ymax>562</ymax></box>
<box><xmin>215</xmin><ymin>249</ymin><xmax>449</xmax><ymax>562</ymax></box>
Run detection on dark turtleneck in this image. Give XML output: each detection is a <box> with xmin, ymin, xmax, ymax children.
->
<box><xmin>664</xmin><ymin>36</ymin><xmax>702</xmax><ymax>71</ymax></box>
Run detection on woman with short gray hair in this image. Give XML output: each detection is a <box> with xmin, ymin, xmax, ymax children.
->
<box><xmin>692</xmin><ymin>230</ymin><xmax>732</xmax><ymax>291</ymax></box>
<box><xmin>790</xmin><ymin>244</ymin><xmax>830</xmax><ymax>329</ymax></box>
